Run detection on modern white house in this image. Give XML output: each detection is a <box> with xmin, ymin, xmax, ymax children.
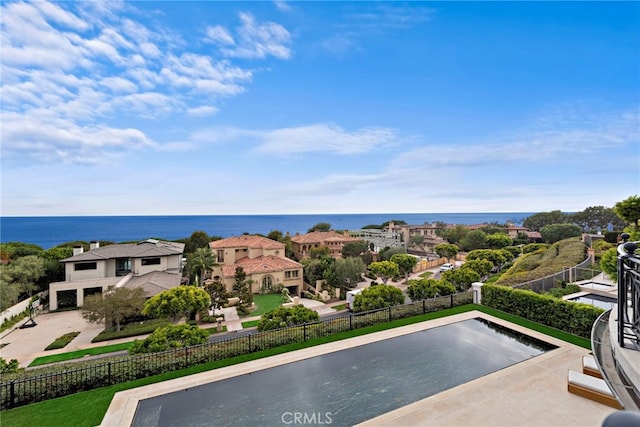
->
<box><xmin>48</xmin><ymin>239</ymin><xmax>184</xmax><ymax>310</ymax></box>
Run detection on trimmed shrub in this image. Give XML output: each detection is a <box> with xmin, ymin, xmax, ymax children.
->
<box><xmin>481</xmin><ymin>284</ymin><xmax>603</xmax><ymax>338</ymax></box>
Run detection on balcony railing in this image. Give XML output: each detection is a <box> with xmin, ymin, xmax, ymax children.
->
<box><xmin>617</xmin><ymin>235</ymin><xmax>640</xmax><ymax>348</ymax></box>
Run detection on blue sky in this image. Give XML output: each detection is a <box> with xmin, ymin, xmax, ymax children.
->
<box><xmin>1</xmin><ymin>1</ymin><xmax>638</xmax><ymax>216</ymax></box>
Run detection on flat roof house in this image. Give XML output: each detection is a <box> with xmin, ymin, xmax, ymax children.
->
<box><xmin>209</xmin><ymin>235</ymin><xmax>304</xmax><ymax>296</ymax></box>
<box><xmin>48</xmin><ymin>239</ymin><xmax>184</xmax><ymax>310</ymax></box>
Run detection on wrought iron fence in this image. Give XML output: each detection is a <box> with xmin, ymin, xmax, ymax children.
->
<box><xmin>0</xmin><ymin>292</ymin><xmax>472</xmax><ymax>410</ymax></box>
<box><xmin>617</xmin><ymin>238</ymin><xmax>640</xmax><ymax>348</ymax></box>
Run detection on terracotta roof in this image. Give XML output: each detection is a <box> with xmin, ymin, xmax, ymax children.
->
<box><xmin>290</xmin><ymin>230</ymin><xmax>360</xmax><ymax>244</ymax></box>
<box><xmin>61</xmin><ymin>240</ymin><xmax>184</xmax><ymax>262</ymax></box>
<box><xmin>220</xmin><ymin>255</ymin><xmax>302</xmax><ymax>277</ymax></box>
<box><xmin>210</xmin><ymin>235</ymin><xmax>284</xmax><ymax>250</ymax></box>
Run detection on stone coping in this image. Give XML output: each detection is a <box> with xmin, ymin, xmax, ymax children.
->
<box><xmin>101</xmin><ymin>311</ymin><xmax>605</xmax><ymax>426</ymax></box>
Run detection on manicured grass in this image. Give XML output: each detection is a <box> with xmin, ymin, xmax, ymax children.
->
<box><xmin>241</xmin><ymin>320</ymin><xmax>259</xmax><ymax>328</ymax></box>
<box><xmin>418</xmin><ymin>271</ymin><xmax>434</xmax><ymax>278</ymax></box>
<box><xmin>249</xmin><ymin>294</ymin><xmax>283</xmax><ymax>316</ymax></box>
<box><xmin>92</xmin><ymin>319</ymin><xmax>170</xmax><ymax>342</ymax></box>
<box><xmin>29</xmin><ymin>342</ymin><xmax>135</xmax><ymax>367</ymax></box>
<box><xmin>1</xmin><ymin>304</ymin><xmax>590</xmax><ymax>426</ymax></box>
<box><xmin>331</xmin><ymin>303</ymin><xmax>347</xmax><ymax>311</ymax></box>
<box><xmin>44</xmin><ymin>332</ymin><xmax>80</xmax><ymax>351</ymax></box>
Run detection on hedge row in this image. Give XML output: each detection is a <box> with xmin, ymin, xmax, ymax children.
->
<box><xmin>481</xmin><ymin>284</ymin><xmax>603</xmax><ymax>338</ymax></box>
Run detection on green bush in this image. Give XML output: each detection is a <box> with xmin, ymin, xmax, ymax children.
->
<box><xmin>92</xmin><ymin>319</ymin><xmax>170</xmax><ymax>342</ymax></box>
<box><xmin>130</xmin><ymin>324</ymin><xmax>210</xmax><ymax>354</ymax></box>
<box><xmin>481</xmin><ymin>284</ymin><xmax>603</xmax><ymax>338</ymax></box>
<box><xmin>257</xmin><ymin>306</ymin><xmax>320</xmax><ymax>331</ymax></box>
<box><xmin>546</xmin><ymin>284</ymin><xmax>581</xmax><ymax>298</ymax></box>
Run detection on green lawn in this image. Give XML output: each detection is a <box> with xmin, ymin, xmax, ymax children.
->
<box><xmin>241</xmin><ymin>320</ymin><xmax>260</xmax><ymax>328</ymax></box>
<box><xmin>249</xmin><ymin>294</ymin><xmax>283</xmax><ymax>316</ymax></box>
<box><xmin>1</xmin><ymin>304</ymin><xmax>590</xmax><ymax>426</ymax></box>
<box><xmin>418</xmin><ymin>271</ymin><xmax>434</xmax><ymax>278</ymax></box>
<box><xmin>29</xmin><ymin>342</ymin><xmax>135</xmax><ymax>367</ymax></box>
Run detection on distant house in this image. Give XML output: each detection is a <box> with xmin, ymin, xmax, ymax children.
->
<box><xmin>209</xmin><ymin>235</ymin><xmax>303</xmax><ymax>296</ymax></box>
<box><xmin>384</xmin><ymin>221</ymin><xmax>447</xmax><ymax>252</ymax></box>
<box><xmin>290</xmin><ymin>230</ymin><xmax>362</xmax><ymax>260</ymax></box>
<box><xmin>48</xmin><ymin>239</ymin><xmax>184</xmax><ymax>310</ymax></box>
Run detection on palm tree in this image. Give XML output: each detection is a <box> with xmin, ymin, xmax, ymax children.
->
<box><xmin>187</xmin><ymin>247</ymin><xmax>216</xmax><ymax>286</ymax></box>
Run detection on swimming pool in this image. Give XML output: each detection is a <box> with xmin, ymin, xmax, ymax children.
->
<box><xmin>568</xmin><ymin>293</ymin><xmax>617</xmax><ymax>310</ymax></box>
<box><xmin>131</xmin><ymin>317</ymin><xmax>556</xmax><ymax>426</ymax></box>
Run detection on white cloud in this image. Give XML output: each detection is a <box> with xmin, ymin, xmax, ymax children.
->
<box><xmin>256</xmin><ymin>124</ymin><xmax>398</xmax><ymax>155</ymax></box>
<box><xmin>205</xmin><ymin>12</ymin><xmax>293</xmax><ymax>60</ymax></box>
<box><xmin>187</xmin><ymin>105</ymin><xmax>218</xmax><ymax>117</ymax></box>
<box><xmin>205</xmin><ymin>25</ymin><xmax>235</xmax><ymax>45</ymax></box>
<box><xmin>274</xmin><ymin>1</ymin><xmax>292</xmax><ymax>12</ymax></box>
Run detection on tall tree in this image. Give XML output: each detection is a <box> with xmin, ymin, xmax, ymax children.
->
<box><xmin>4</xmin><ymin>255</ymin><xmax>46</xmax><ymax>298</ymax></box>
<box><xmin>82</xmin><ymin>287</ymin><xmax>147</xmax><ymax>332</ymax></box>
<box><xmin>331</xmin><ymin>257</ymin><xmax>365</xmax><ymax>290</ymax></box>
<box><xmin>390</xmin><ymin>253</ymin><xmax>419</xmax><ymax>283</ymax></box>
<box><xmin>187</xmin><ymin>247</ymin><xmax>216</xmax><ymax>286</ymax></box>
<box><xmin>540</xmin><ymin>224</ymin><xmax>582</xmax><ymax>244</ymax></box>
<box><xmin>522</xmin><ymin>210</ymin><xmax>569</xmax><ymax>231</ymax></box>
<box><xmin>459</xmin><ymin>230</ymin><xmax>488</xmax><ymax>252</ymax></box>
<box><xmin>441</xmin><ymin>269</ymin><xmax>481</xmax><ymax>292</ymax></box>
<box><xmin>570</xmin><ymin>206</ymin><xmax>626</xmax><ymax>232</ymax></box>
<box><xmin>204</xmin><ymin>279</ymin><xmax>228</xmax><ymax>311</ymax></box>
<box><xmin>184</xmin><ymin>231</ymin><xmax>211</xmax><ymax>254</ymax></box>
<box><xmin>232</xmin><ymin>267</ymin><xmax>253</xmax><ymax>310</ymax></box>
<box><xmin>342</xmin><ymin>241</ymin><xmax>368</xmax><ymax>258</ymax></box>
<box><xmin>614</xmin><ymin>195</ymin><xmax>640</xmax><ymax>236</ymax></box>
<box><xmin>486</xmin><ymin>233</ymin><xmax>512</xmax><ymax>249</ymax></box>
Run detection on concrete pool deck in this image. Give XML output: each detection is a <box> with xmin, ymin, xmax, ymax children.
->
<box><xmin>101</xmin><ymin>311</ymin><xmax>617</xmax><ymax>426</ymax></box>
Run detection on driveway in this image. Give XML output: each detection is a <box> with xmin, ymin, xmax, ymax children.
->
<box><xmin>0</xmin><ymin>310</ymin><xmax>104</xmax><ymax>367</ymax></box>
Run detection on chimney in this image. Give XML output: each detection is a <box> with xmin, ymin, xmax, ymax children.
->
<box><xmin>73</xmin><ymin>246</ymin><xmax>84</xmax><ymax>256</ymax></box>
<box><xmin>90</xmin><ymin>241</ymin><xmax>100</xmax><ymax>250</ymax></box>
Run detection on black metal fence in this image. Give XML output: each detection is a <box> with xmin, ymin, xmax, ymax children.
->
<box><xmin>0</xmin><ymin>292</ymin><xmax>472</xmax><ymax>410</ymax></box>
<box><xmin>617</xmin><ymin>239</ymin><xmax>640</xmax><ymax>348</ymax></box>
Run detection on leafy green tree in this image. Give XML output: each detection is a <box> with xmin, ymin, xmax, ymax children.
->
<box><xmin>331</xmin><ymin>257</ymin><xmax>365</xmax><ymax>290</ymax></box>
<box><xmin>459</xmin><ymin>230</ymin><xmax>488</xmax><ymax>252</ymax></box>
<box><xmin>187</xmin><ymin>247</ymin><xmax>216</xmax><ymax>286</ymax></box>
<box><xmin>434</xmin><ymin>243</ymin><xmax>459</xmax><ymax>263</ymax></box>
<box><xmin>82</xmin><ymin>287</ymin><xmax>147</xmax><ymax>332</ymax></box>
<box><xmin>309</xmin><ymin>246</ymin><xmax>331</xmax><ymax>259</ymax></box>
<box><xmin>0</xmin><ymin>357</ymin><xmax>23</xmax><ymax>374</ymax></box>
<box><xmin>480</xmin><ymin>224</ymin><xmax>508</xmax><ymax>235</ymax></box>
<box><xmin>441</xmin><ymin>269</ymin><xmax>481</xmax><ymax>292</ymax></box>
<box><xmin>184</xmin><ymin>231</ymin><xmax>211</xmax><ymax>254</ymax></box>
<box><xmin>439</xmin><ymin>225</ymin><xmax>468</xmax><ymax>245</ymax></box>
<box><xmin>0</xmin><ymin>275</ymin><xmax>20</xmax><ymax>311</ymax></box>
<box><xmin>614</xmin><ymin>195</ymin><xmax>640</xmax><ymax>236</ymax></box>
<box><xmin>570</xmin><ymin>206</ymin><xmax>626</xmax><ymax>233</ymax></box>
<box><xmin>369</xmin><ymin>260</ymin><xmax>400</xmax><ymax>284</ymax></box>
<box><xmin>143</xmin><ymin>286</ymin><xmax>211</xmax><ymax>323</ymax></box>
<box><xmin>486</xmin><ymin>233</ymin><xmax>512</xmax><ymax>249</ymax></box>
<box><xmin>232</xmin><ymin>267</ymin><xmax>253</xmax><ymax>310</ymax></box>
<box><xmin>256</xmin><ymin>305</ymin><xmax>320</xmax><ymax>331</ymax></box>
<box><xmin>301</xmin><ymin>256</ymin><xmax>333</xmax><ymax>286</ymax></box>
<box><xmin>352</xmin><ymin>284</ymin><xmax>404</xmax><ymax>312</ymax></box>
<box><xmin>204</xmin><ymin>279</ymin><xmax>228</xmax><ymax>311</ymax></box>
<box><xmin>308</xmin><ymin>222</ymin><xmax>332</xmax><ymax>232</ymax></box>
<box><xmin>523</xmin><ymin>210</ymin><xmax>570</xmax><ymax>231</ymax></box>
<box><xmin>390</xmin><ymin>253</ymin><xmax>418</xmax><ymax>283</ymax></box>
<box><xmin>540</xmin><ymin>224</ymin><xmax>582</xmax><ymax>244</ymax></box>
<box><xmin>4</xmin><ymin>255</ymin><xmax>46</xmax><ymax>298</ymax></box>
<box><xmin>129</xmin><ymin>324</ymin><xmax>209</xmax><ymax>354</ymax></box>
<box><xmin>406</xmin><ymin>278</ymin><xmax>456</xmax><ymax>301</ymax></box>
<box><xmin>600</xmin><ymin>247</ymin><xmax>618</xmax><ymax>281</ymax></box>
<box><xmin>267</xmin><ymin>229</ymin><xmax>284</xmax><ymax>241</ymax></box>
<box><xmin>410</xmin><ymin>235</ymin><xmax>425</xmax><ymax>248</ymax></box>
<box><xmin>466</xmin><ymin>249</ymin><xmax>507</xmax><ymax>269</ymax></box>
<box><xmin>0</xmin><ymin>242</ymin><xmax>44</xmax><ymax>259</ymax></box>
<box><xmin>460</xmin><ymin>259</ymin><xmax>493</xmax><ymax>278</ymax></box>
<box><xmin>342</xmin><ymin>241</ymin><xmax>368</xmax><ymax>258</ymax></box>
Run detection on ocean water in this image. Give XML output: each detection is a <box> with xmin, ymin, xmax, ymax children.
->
<box><xmin>0</xmin><ymin>213</ymin><xmax>534</xmax><ymax>249</ymax></box>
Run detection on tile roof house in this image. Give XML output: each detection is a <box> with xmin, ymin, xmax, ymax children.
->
<box><xmin>209</xmin><ymin>235</ymin><xmax>303</xmax><ymax>296</ymax></box>
<box><xmin>290</xmin><ymin>230</ymin><xmax>362</xmax><ymax>260</ymax></box>
<box><xmin>48</xmin><ymin>239</ymin><xmax>184</xmax><ymax>310</ymax></box>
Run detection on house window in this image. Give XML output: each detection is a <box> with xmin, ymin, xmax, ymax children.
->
<box><xmin>285</xmin><ymin>270</ymin><xmax>299</xmax><ymax>279</ymax></box>
<box><xmin>217</xmin><ymin>250</ymin><xmax>224</xmax><ymax>262</ymax></box>
<box><xmin>141</xmin><ymin>257</ymin><xmax>161</xmax><ymax>266</ymax></box>
<box><xmin>115</xmin><ymin>258</ymin><xmax>131</xmax><ymax>276</ymax></box>
<box><xmin>74</xmin><ymin>262</ymin><xmax>97</xmax><ymax>271</ymax></box>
